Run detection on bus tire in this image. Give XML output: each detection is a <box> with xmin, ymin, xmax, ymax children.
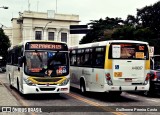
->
<box><xmin>9</xmin><ymin>75</ymin><xmax>13</xmax><ymax>89</ymax></box>
<box><xmin>17</xmin><ymin>78</ymin><xmax>20</xmax><ymax>92</ymax></box>
<box><xmin>80</xmin><ymin>79</ymin><xmax>86</xmax><ymax>94</ymax></box>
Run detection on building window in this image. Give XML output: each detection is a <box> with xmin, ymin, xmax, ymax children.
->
<box><xmin>61</xmin><ymin>32</ymin><xmax>67</xmax><ymax>42</ymax></box>
<box><xmin>35</xmin><ymin>31</ymin><xmax>42</xmax><ymax>40</ymax></box>
<box><xmin>48</xmin><ymin>32</ymin><xmax>54</xmax><ymax>40</ymax></box>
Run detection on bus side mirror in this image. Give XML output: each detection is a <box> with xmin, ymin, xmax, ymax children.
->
<box><xmin>18</xmin><ymin>56</ymin><xmax>25</xmax><ymax>67</ymax></box>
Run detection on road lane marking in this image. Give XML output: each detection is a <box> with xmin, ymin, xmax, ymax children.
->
<box><xmin>67</xmin><ymin>93</ymin><xmax>126</xmax><ymax>115</ymax></box>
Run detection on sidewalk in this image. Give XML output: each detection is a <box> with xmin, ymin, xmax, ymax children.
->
<box><xmin>0</xmin><ymin>80</ymin><xmax>27</xmax><ymax>115</ymax></box>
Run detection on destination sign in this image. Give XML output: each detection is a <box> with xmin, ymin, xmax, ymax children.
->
<box><xmin>25</xmin><ymin>42</ymin><xmax>68</xmax><ymax>51</ymax></box>
<box><xmin>30</xmin><ymin>44</ymin><xmax>62</xmax><ymax>49</ymax></box>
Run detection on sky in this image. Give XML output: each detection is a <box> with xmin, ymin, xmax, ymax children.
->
<box><xmin>0</xmin><ymin>0</ymin><xmax>159</xmax><ymax>27</ymax></box>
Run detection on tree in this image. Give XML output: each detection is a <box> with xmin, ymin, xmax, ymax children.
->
<box><xmin>79</xmin><ymin>17</ymin><xmax>123</xmax><ymax>44</ymax></box>
<box><xmin>137</xmin><ymin>1</ymin><xmax>160</xmax><ymax>38</ymax></box>
<box><xmin>0</xmin><ymin>28</ymin><xmax>11</xmax><ymax>64</ymax></box>
<box><xmin>112</xmin><ymin>26</ymin><xmax>135</xmax><ymax>40</ymax></box>
<box><xmin>79</xmin><ymin>1</ymin><xmax>160</xmax><ymax>55</ymax></box>
<box><xmin>124</xmin><ymin>15</ymin><xmax>138</xmax><ymax>26</ymax></box>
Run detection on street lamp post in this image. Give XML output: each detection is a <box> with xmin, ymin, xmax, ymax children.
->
<box><xmin>43</xmin><ymin>21</ymin><xmax>52</xmax><ymax>39</ymax></box>
<box><xmin>0</xmin><ymin>6</ymin><xmax>8</xmax><ymax>9</ymax></box>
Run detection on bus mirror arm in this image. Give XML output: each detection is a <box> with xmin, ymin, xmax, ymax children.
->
<box><xmin>18</xmin><ymin>56</ymin><xmax>25</xmax><ymax>67</ymax></box>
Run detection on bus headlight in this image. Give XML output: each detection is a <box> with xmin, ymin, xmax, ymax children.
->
<box><xmin>59</xmin><ymin>78</ymin><xmax>70</xmax><ymax>86</ymax></box>
<box><xmin>24</xmin><ymin>79</ymin><xmax>36</xmax><ymax>86</ymax></box>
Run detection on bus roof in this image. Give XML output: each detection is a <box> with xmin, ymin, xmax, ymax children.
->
<box><xmin>70</xmin><ymin>40</ymin><xmax>149</xmax><ymax>49</ymax></box>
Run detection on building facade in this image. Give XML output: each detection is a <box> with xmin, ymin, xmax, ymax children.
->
<box><xmin>4</xmin><ymin>11</ymin><xmax>80</xmax><ymax>47</ymax></box>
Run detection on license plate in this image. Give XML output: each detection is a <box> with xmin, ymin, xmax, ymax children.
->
<box><xmin>125</xmin><ymin>78</ymin><xmax>132</xmax><ymax>82</ymax></box>
<box><xmin>114</xmin><ymin>72</ymin><xmax>122</xmax><ymax>77</ymax></box>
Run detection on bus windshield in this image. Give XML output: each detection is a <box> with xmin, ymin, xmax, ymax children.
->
<box><xmin>24</xmin><ymin>51</ymin><xmax>69</xmax><ymax>77</ymax></box>
<box><xmin>109</xmin><ymin>43</ymin><xmax>149</xmax><ymax>60</ymax></box>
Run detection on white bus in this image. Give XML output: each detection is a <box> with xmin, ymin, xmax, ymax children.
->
<box><xmin>70</xmin><ymin>40</ymin><xmax>150</xmax><ymax>95</ymax></box>
<box><xmin>6</xmin><ymin>40</ymin><xmax>70</xmax><ymax>94</ymax></box>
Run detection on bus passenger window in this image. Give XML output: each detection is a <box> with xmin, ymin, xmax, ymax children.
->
<box><xmin>96</xmin><ymin>54</ymin><xmax>104</xmax><ymax>66</ymax></box>
<box><xmin>77</xmin><ymin>56</ymin><xmax>81</xmax><ymax>65</ymax></box>
<box><xmin>93</xmin><ymin>47</ymin><xmax>105</xmax><ymax>68</ymax></box>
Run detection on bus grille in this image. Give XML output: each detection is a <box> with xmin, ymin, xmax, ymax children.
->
<box><xmin>33</xmin><ymin>78</ymin><xmax>62</xmax><ymax>82</ymax></box>
<box><xmin>40</xmin><ymin>88</ymin><xmax>56</xmax><ymax>91</ymax></box>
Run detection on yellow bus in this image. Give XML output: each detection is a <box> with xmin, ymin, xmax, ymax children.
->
<box><xmin>70</xmin><ymin>40</ymin><xmax>150</xmax><ymax>95</ymax></box>
<box><xmin>6</xmin><ymin>40</ymin><xmax>70</xmax><ymax>94</ymax></box>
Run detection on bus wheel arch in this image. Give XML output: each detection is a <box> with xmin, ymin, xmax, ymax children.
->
<box><xmin>80</xmin><ymin>77</ymin><xmax>86</xmax><ymax>94</ymax></box>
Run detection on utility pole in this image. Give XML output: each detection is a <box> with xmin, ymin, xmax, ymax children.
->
<box><xmin>37</xmin><ymin>0</ymin><xmax>39</xmax><ymax>12</ymax></box>
<box><xmin>43</xmin><ymin>21</ymin><xmax>52</xmax><ymax>39</ymax></box>
<box><xmin>56</xmin><ymin>0</ymin><xmax>57</xmax><ymax>13</ymax></box>
<box><xmin>28</xmin><ymin>0</ymin><xmax>30</xmax><ymax>11</ymax></box>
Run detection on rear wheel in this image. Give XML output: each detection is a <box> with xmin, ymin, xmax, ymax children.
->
<box><xmin>80</xmin><ymin>79</ymin><xmax>86</xmax><ymax>95</ymax></box>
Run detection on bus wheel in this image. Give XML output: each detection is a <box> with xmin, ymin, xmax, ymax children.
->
<box><xmin>80</xmin><ymin>80</ymin><xmax>86</xmax><ymax>94</ymax></box>
<box><xmin>17</xmin><ymin>79</ymin><xmax>20</xmax><ymax>92</ymax></box>
<box><xmin>9</xmin><ymin>76</ymin><xmax>13</xmax><ymax>89</ymax></box>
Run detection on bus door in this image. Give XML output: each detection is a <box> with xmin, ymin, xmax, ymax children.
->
<box><xmin>80</xmin><ymin>48</ymin><xmax>93</xmax><ymax>88</ymax></box>
<box><xmin>110</xmin><ymin>43</ymin><xmax>149</xmax><ymax>86</ymax></box>
<box><xmin>13</xmin><ymin>47</ymin><xmax>22</xmax><ymax>89</ymax></box>
<box><xmin>90</xmin><ymin>47</ymin><xmax>105</xmax><ymax>91</ymax></box>
<box><xmin>7</xmin><ymin>50</ymin><xmax>14</xmax><ymax>85</ymax></box>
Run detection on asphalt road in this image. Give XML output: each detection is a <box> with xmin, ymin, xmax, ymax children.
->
<box><xmin>0</xmin><ymin>72</ymin><xmax>160</xmax><ymax>115</ymax></box>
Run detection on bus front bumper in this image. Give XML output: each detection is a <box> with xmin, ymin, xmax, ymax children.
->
<box><xmin>22</xmin><ymin>84</ymin><xmax>70</xmax><ymax>94</ymax></box>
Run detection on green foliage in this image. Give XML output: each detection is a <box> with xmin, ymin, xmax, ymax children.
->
<box><xmin>137</xmin><ymin>2</ymin><xmax>160</xmax><ymax>37</ymax></box>
<box><xmin>79</xmin><ymin>17</ymin><xmax>123</xmax><ymax>44</ymax></box>
<box><xmin>112</xmin><ymin>26</ymin><xmax>136</xmax><ymax>40</ymax></box>
<box><xmin>0</xmin><ymin>28</ymin><xmax>11</xmax><ymax>62</ymax></box>
<box><xmin>80</xmin><ymin>1</ymin><xmax>160</xmax><ymax>54</ymax></box>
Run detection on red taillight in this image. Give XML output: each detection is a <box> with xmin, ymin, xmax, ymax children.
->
<box><xmin>105</xmin><ymin>73</ymin><xmax>113</xmax><ymax>85</ymax></box>
<box><xmin>105</xmin><ymin>73</ymin><xmax>111</xmax><ymax>80</ymax></box>
<box><xmin>107</xmin><ymin>77</ymin><xmax>111</xmax><ymax>80</ymax></box>
<box><xmin>145</xmin><ymin>73</ymin><xmax>150</xmax><ymax>81</ymax></box>
<box><xmin>106</xmin><ymin>73</ymin><xmax>110</xmax><ymax>77</ymax></box>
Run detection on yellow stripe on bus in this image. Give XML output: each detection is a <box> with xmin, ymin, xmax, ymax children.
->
<box><xmin>145</xmin><ymin>60</ymin><xmax>150</xmax><ymax>69</ymax></box>
<box><xmin>104</xmin><ymin>45</ymin><xmax>112</xmax><ymax>69</ymax></box>
<box><xmin>28</xmin><ymin>77</ymin><xmax>66</xmax><ymax>84</ymax></box>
